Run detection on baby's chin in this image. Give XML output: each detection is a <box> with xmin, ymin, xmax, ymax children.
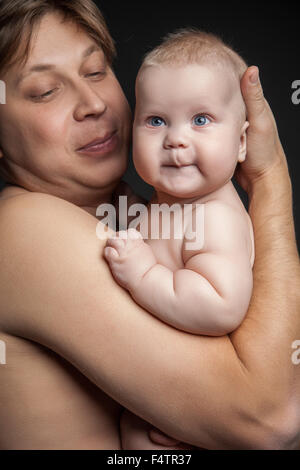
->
<box><xmin>155</xmin><ymin>183</ymin><xmax>207</xmax><ymax>201</ymax></box>
<box><xmin>154</xmin><ymin>179</ymin><xmax>205</xmax><ymax>199</ymax></box>
<box><xmin>154</xmin><ymin>177</ymin><xmax>227</xmax><ymax>202</ymax></box>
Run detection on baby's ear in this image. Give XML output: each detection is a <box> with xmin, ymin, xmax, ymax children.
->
<box><xmin>238</xmin><ymin>121</ymin><xmax>249</xmax><ymax>163</ymax></box>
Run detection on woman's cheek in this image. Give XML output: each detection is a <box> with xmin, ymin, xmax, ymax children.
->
<box><xmin>31</xmin><ymin>108</ymin><xmax>66</xmax><ymax>146</ymax></box>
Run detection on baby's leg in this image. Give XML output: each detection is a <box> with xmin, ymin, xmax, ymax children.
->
<box><xmin>120</xmin><ymin>409</ymin><xmax>194</xmax><ymax>450</ymax></box>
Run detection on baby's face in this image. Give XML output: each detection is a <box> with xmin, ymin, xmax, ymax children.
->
<box><xmin>133</xmin><ymin>63</ymin><xmax>248</xmax><ymax>199</ymax></box>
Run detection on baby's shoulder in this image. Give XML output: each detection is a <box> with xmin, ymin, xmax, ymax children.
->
<box><xmin>187</xmin><ymin>198</ymin><xmax>247</xmax><ymax>230</ymax></box>
<box><xmin>204</xmin><ymin>198</ymin><xmax>247</xmax><ymax>221</ymax></box>
<box><xmin>183</xmin><ymin>199</ymin><xmax>252</xmax><ymax>256</ymax></box>
<box><xmin>203</xmin><ymin>199</ymin><xmax>254</xmax><ymax>267</ymax></box>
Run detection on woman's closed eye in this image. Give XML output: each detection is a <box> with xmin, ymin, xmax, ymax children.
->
<box><xmin>86</xmin><ymin>70</ymin><xmax>106</xmax><ymax>78</ymax></box>
<box><xmin>30</xmin><ymin>88</ymin><xmax>58</xmax><ymax>100</ymax></box>
<box><xmin>29</xmin><ymin>68</ymin><xmax>107</xmax><ymax>100</ymax></box>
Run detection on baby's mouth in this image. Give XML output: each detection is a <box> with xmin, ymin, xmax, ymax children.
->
<box><xmin>162</xmin><ymin>163</ymin><xmax>196</xmax><ymax>169</ymax></box>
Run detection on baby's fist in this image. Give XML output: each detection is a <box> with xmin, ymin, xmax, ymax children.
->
<box><xmin>104</xmin><ymin>228</ymin><xmax>156</xmax><ymax>291</ymax></box>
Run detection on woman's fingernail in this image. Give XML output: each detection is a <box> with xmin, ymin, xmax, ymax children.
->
<box><xmin>249</xmin><ymin>67</ymin><xmax>259</xmax><ymax>84</ymax></box>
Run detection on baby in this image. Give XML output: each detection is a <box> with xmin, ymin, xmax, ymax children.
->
<box><xmin>104</xmin><ymin>29</ymin><xmax>255</xmax><ymax>448</ymax></box>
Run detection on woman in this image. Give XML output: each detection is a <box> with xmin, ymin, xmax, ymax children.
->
<box><xmin>0</xmin><ymin>0</ymin><xmax>299</xmax><ymax>450</ymax></box>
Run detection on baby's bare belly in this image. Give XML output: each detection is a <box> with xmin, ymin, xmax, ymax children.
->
<box><xmin>0</xmin><ymin>331</ymin><xmax>122</xmax><ymax>450</ymax></box>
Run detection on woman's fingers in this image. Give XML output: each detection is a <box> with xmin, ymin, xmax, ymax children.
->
<box><xmin>241</xmin><ymin>66</ymin><xmax>278</xmax><ymax>136</ymax></box>
<box><xmin>242</xmin><ymin>67</ymin><xmax>278</xmax><ymax>128</ymax></box>
<box><xmin>241</xmin><ymin>66</ymin><xmax>266</xmax><ymax>120</ymax></box>
<box><xmin>235</xmin><ymin>66</ymin><xmax>287</xmax><ymax>192</ymax></box>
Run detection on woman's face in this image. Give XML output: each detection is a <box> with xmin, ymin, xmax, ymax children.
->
<box><xmin>0</xmin><ymin>12</ymin><xmax>132</xmax><ymax>202</ymax></box>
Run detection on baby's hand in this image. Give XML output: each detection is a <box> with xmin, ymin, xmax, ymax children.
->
<box><xmin>120</xmin><ymin>410</ymin><xmax>194</xmax><ymax>450</ymax></box>
<box><xmin>148</xmin><ymin>427</ymin><xmax>195</xmax><ymax>450</ymax></box>
<box><xmin>104</xmin><ymin>228</ymin><xmax>156</xmax><ymax>291</ymax></box>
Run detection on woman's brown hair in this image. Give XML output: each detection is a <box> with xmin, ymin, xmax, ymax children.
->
<box><xmin>0</xmin><ymin>0</ymin><xmax>116</xmax><ymax>77</ymax></box>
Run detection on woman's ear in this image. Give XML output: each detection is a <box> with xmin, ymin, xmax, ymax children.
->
<box><xmin>238</xmin><ymin>121</ymin><xmax>249</xmax><ymax>163</ymax></box>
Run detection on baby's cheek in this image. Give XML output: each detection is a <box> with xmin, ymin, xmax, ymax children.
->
<box><xmin>203</xmin><ymin>146</ymin><xmax>238</xmax><ymax>182</ymax></box>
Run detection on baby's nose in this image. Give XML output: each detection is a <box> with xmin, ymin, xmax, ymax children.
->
<box><xmin>163</xmin><ymin>130</ymin><xmax>189</xmax><ymax>149</ymax></box>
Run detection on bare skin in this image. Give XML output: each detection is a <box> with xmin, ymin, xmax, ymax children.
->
<box><xmin>0</xmin><ymin>12</ymin><xmax>131</xmax><ymax>450</ymax></box>
<box><xmin>105</xmin><ymin>64</ymin><xmax>253</xmax><ymax>338</ymax></box>
<box><xmin>0</xmin><ymin>150</ymin><xmax>299</xmax><ymax>450</ymax></box>
<box><xmin>0</xmin><ymin>12</ymin><xmax>299</xmax><ymax>449</ymax></box>
<box><xmin>0</xmin><ymin>185</ymin><xmax>123</xmax><ymax>450</ymax></box>
<box><xmin>105</xmin><ymin>183</ymin><xmax>254</xmax><ymax>336</ymax></box>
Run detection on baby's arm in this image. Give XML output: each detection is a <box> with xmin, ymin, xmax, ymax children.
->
<box><xmin>104</xmin><ymin>202</ymin><xmax>253</xmax><ymax>336</ymax></box>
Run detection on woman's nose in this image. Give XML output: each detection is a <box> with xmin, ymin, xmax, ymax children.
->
<box><xmin>73</xmin><ymin>83</ymin><xmax>107</xmax><ymax>121</ymax></box>
<box><xmin>163</xmin><ymin>129</ymin><xmax>189</xmax><ymax>149</ymax></box>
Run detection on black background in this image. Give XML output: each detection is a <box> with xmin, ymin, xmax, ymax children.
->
<box><xmin>1</xmin><ymin>0</ymin><xmax>299</xmax><ymax>248</ymax></box>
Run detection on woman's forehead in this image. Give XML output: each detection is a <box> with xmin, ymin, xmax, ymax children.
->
<box><xmin>8</xmin><ymin>13</ymin><xmax>102</xmax><ymax>80</ymax></box>
<box><xmin>25</xmin><ymin>13</ymin><xmax>96</xmax><ymax>63</ymax></box>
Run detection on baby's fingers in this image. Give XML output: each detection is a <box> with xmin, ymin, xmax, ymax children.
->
<box><xmin>103</xmin><ymin>246</ymin><xmax>119</xmax><ymax>261</ymax></box>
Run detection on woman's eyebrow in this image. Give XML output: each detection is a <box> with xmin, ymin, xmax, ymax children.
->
<box><xmin>15</xmin><ymin>44</ymin><xmax>102</xmax><ymax>86</ymax></box>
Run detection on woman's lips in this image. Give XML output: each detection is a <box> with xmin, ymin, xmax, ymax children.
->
<box><xmin>77</xmin><ymin>131</ymin><xmax>118</xmax><ymax>156</ymax></box>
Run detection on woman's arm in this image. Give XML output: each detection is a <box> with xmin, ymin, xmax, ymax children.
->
<box><xmin>229</xmin><ymin>66</ymin><xmax>300</xmax><ymax>445</ymax></box>
<box><xmin>0</xmin><ymin>67</ymin><xmax>299</xmax><ymax>449</ymax></box>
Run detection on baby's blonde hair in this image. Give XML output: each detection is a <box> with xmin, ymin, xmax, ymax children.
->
<box><xmin>142</xmin><ymin>28</ymin><xmax>247</xmax><ymax>80</ymax></box>
<box><xmin>138</xmin><ymin>28</ymin><xmax>248</xmax><ymax>122</ymax></box>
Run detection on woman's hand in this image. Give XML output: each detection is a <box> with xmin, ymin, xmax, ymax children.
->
<box><xmin>235</xmin><ymin>66</ymin><xmax>288</xmax><ymax>193</ymax></box>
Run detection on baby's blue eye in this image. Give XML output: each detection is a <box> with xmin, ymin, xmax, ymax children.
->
<box><xmin>148</xmin><ymin>116</ymin><xmax>165</xmax><ymax>127</ymax></box>
<box><xmin>194</xmin><ymin>115</ymin><xmax>210</xmax><ymax>126</ymax></box>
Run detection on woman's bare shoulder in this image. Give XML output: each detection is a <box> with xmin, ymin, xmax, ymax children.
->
<box><xmin>0</xmin><ymin>189</ymin><xmax>114</xmax><ymax>334</ymax></box>
<box><xmin>0</xmin><ymin>189</ymin><xmax>96</xmax><ymax>232</ymax></box>
<box><xmin>0</xmin><ymin>184</ymin><xmax>30</xmax><ymax>201</ymax></box>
